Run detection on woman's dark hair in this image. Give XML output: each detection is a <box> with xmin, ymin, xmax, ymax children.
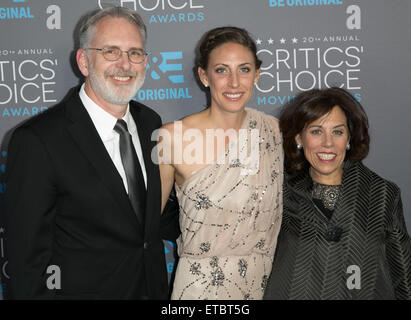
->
<box><xmin>280</xmin><ymin>87</ymin><xmax>370</xmax><ymax>175</ymax></box>
<box><xmin>196</xmin><ymin>26</ymin><xmax>262</xmax><ymax>70</ymax></box>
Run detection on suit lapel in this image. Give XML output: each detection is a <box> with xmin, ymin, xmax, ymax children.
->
<box><xmin>64</xmin><ymin>89</ymin><xmax>141</xmax><ymax>229</ymax></box>
<box><xmin>130</xmin><ymin>103</ymin><xmax>160</xmax><ymax>233</ymax></box>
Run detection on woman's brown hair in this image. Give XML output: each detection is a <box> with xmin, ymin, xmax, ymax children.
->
<box><xmin>280</xmin><ymin>87</ymin><xmax>370</xmax><ymax>175</ymax></box>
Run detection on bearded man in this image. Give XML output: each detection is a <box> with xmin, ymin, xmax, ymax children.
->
<box><xmin>4</xmin><ymin>7</ymin><xmax>179</xmax><ymax>300</ymax></box>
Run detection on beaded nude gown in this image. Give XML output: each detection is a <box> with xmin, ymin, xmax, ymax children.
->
<box><xmin>171</xmin><ymin>108</ymin><xmax>283</xmax><ymax>300</ymax></box>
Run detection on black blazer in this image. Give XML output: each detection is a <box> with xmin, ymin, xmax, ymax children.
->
<box><xmin>265</xmin><ymin>161</ymin><xmax>411</xmax><ymax>300</ymax></box>
<box><xmin>4</xmin><ymin>86</ymin><xmax>179</xmax><ymax>299</ymax></box>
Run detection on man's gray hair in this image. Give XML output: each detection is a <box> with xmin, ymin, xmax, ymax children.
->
<box><xmin>79</xmin><ymin>6</ymin><xmax>147</xmax><ymax>49</ymax></box>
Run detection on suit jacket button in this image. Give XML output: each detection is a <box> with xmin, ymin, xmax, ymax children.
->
<box><xmin>144</xmin><ymin>242</ymin><xmax>149</xmax><ymax>249</ymax></box>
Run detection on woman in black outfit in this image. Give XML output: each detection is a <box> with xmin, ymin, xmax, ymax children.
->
<box><xmin>264</xmin><ymin>87</ymin><xmax>410</xmax><ymax>300</ymax></box>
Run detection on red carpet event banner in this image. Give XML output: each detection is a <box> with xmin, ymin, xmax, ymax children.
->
<box><xmin>0</xmin><ymin>0</ymin><xmax>410</xmax><ymax>299</ymax></box>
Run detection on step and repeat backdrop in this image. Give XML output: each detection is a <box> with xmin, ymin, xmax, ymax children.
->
<box><xmin>0</xmin><ymin>0</ymin><xmax>410</xmax><ymax>298</ymax></box>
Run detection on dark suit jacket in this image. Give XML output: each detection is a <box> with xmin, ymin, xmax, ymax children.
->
<box><xmin>4</xmin><ymin>86</ymin><xmax>179</xmax><ymax>299</ymax></box>
<box><xmin>264</xmin><ymin>161</ymin><xmax>411</xmax><ymax>300</ymax></box>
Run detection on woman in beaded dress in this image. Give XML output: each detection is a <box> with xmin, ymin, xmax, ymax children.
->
<box><xmin>158</xmin><ymin>27</ymin><xmax>283</xmax><ymax>300</ymax></box>
<box><xmin>264</xmin><ymin>87</ymin><xmax>411</xmax><ymax>300</ymax></box>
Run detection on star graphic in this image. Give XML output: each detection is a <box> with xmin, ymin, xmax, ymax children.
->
<box><xmin>268</xmin><ymin>38</ymin><xmax>274</xmax><ymax>45</ymax></box>
<box><xmin>280</xmin><ymin>38</ymin><xmax>286</xmax><ymax>44</ymax></box>
<box><xmin>256</xmin><ymin>38</ymin><xmax>262</xmax><ymax>45</ymax></box>
<box><xmin>292</xmin><ymin>37</ymin><xmax>298</xmax><ymax>44</ymax></box>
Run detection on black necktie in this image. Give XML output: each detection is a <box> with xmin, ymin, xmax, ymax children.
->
<box><xmin>114</xmin><ymin>119</ymin><xmax>146</xmax><ymax>225</ymax></box>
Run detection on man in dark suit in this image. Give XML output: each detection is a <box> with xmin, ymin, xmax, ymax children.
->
<box><xmin>4</xmin><ymin>7</ymin><xmax>179</xmax><ymax>299</ymax></box>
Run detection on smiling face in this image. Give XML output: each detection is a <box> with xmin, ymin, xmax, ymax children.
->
<box><xmin>198</xmin><ymin>42</ymin><xmax>260</xmax><ymax>114</ymax></box>
<box><xmin>296</xmin><ymin>105</ymin><xmax>350</xmax><ymax>185</ymax></box>
<box><xmin>77</xmin><ymin>17</ymin><xmax>147</xmax><ymax>116</ymax></box>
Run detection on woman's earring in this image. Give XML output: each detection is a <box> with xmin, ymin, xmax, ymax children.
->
<box><xmin>346</xmin><ymin>143</ymin><xmax>350</xmax><ymax>150</ymax></box>
<box><xmin>297</xmin><ymin>144</ymin><xmax>303</xmax><ymax>150</ymax></box>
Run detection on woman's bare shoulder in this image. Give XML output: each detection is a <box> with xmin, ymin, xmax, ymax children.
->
<box><xmin>162</xmin><ymin>110</ymin><xmax>208</xmax><ymax>133</ymax></box>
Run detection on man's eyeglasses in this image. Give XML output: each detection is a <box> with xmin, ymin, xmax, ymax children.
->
<box><xmin>86</xmin><ymin>46</ymin><xmax>147</xmax><ymax>64</ymax></box>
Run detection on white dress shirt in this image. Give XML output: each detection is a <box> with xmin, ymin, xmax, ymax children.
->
<box><xmin>79</xmin><ymin>84</ymin><xmax>147</xmax><ymax>193</ymax></box>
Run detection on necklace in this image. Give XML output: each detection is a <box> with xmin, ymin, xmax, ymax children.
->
<box><xmin>312</xmin><ymin>182</ymin><xmax>341</xmax><ymax>211</ymax></box>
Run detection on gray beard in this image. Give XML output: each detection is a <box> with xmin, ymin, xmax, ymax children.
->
<box><xmin>88</xmin><ymin>67</ymin><xmax>145</xmax><ymax>105</ymax></box>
